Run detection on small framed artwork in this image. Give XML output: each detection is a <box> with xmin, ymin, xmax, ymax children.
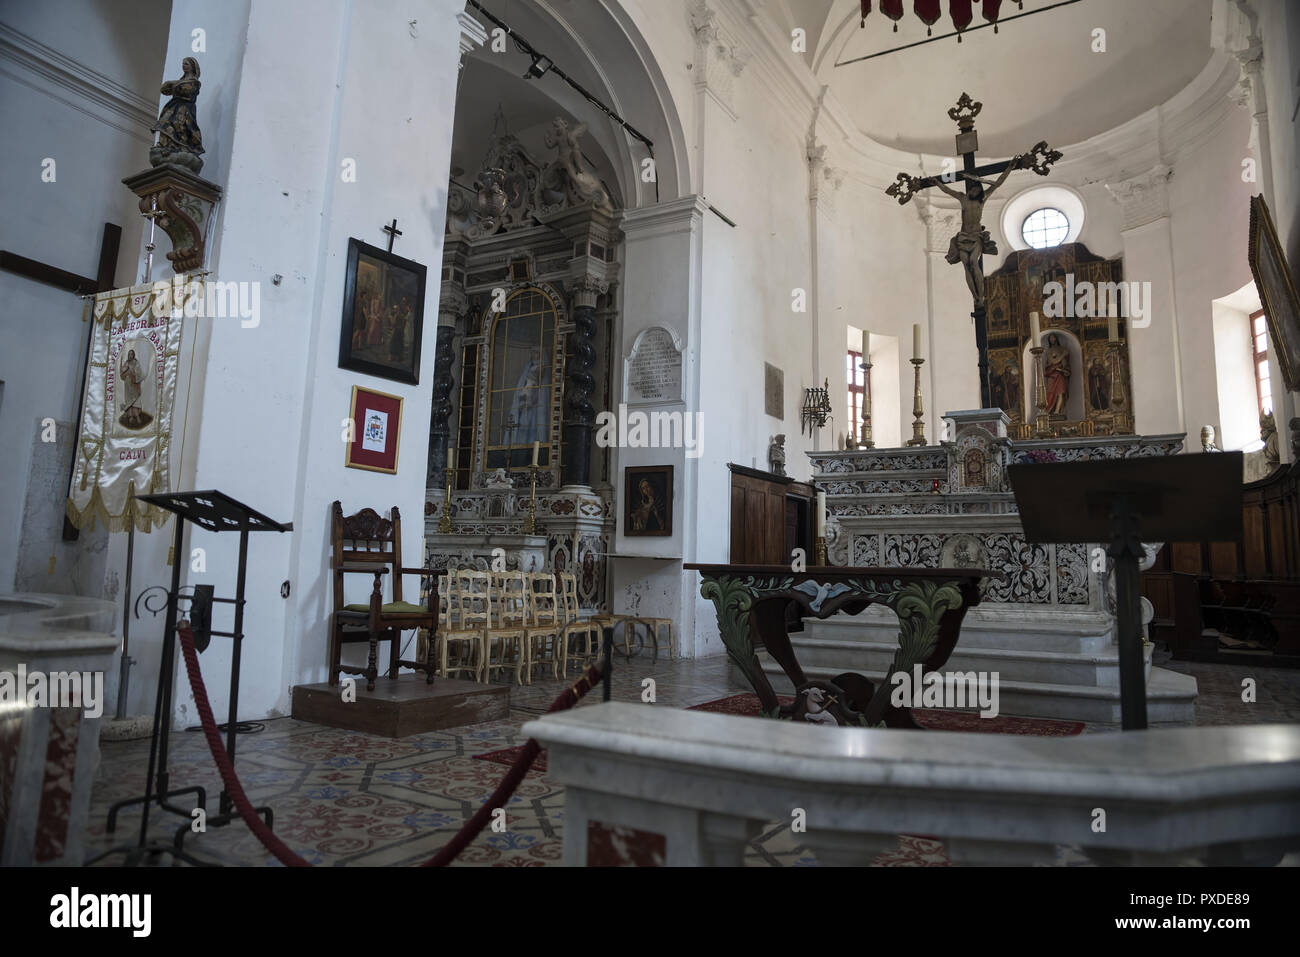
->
<box><xmin>1248</xmin><ymin>195</ymin><xmax>1300</xmax><ymax>391</ymax></box>
<box><xmin>338</xmin><ymin>237</ymin><xmax>427</xmax><ymax>385</ymax></box>
<box><xmin>345</xmin><ymin>385</ymin><xmax>403</xmax><ymax>474</ymax></box>
<box><xmin>624</xmin><ymin>465</ymin><xmax>673</xmax><ymax>537</ymax></box>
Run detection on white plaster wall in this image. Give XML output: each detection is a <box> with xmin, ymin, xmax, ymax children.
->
<box><xmin>141</xmin><ymin>0</ymin><xmax>466</xmax><ymax>724</ymax></box>
<box><xmin>1213</xmin><ymin>300</ymin><xmax>1261</xmax><ymax>450</ymax></box>
<box><xmin>0</xmin><ymin>0</ymin><xmax>167</xmax><ymax>593</ymax></box>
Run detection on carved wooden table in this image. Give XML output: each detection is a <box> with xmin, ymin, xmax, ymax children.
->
<box><xmin>685</xmin><ymin>564</ymin><xmax>1000</xmax><ymax>728</ymax></box>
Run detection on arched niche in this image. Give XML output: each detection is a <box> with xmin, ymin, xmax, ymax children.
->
<box><xmin>1022</xmin><ymin>329</ymin><xmax>1085</xmax><ymax>423</ymax></box>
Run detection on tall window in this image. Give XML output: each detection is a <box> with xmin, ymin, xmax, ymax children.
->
<box><xmin>846</xmin><ymin>349</ymin><xmax>867</xmax><ymax>436</ymax></box>
<box><xmin>1252</xmin><ymin>309</ymin><xmax>1272</xmax><ymax>416</ymax></box>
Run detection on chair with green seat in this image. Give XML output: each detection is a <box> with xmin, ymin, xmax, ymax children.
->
<box><xmin>330</xmin><ymin>500</ymin><xmax>437</xmax><ymax>691</ymax></box>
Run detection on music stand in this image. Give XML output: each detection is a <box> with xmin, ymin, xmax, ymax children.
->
<box><xmin>94</xmin><ymin>490</ymin><xmax>291</xmax><ymax>866</ymax></box>
<box><xmin>1007</xmin><ymin>453</ymin><xmax>1242</xmax><ymax>730</ymax></box>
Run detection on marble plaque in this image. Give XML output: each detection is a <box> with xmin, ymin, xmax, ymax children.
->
<box><xmin>765</xmin><ymin>363</ymin><xmax>783</xmax><ymax>419</ymax></box>
<box><xmin>625</xmin><ymin>326</ymin><xmax>683</xmax><ymax>404</ymax></box>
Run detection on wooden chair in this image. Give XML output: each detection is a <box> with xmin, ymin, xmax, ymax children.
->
<box><xmin>523</xmin><ymin>572</ymin><xmax>563</xmax><ymax>682</ymax></box>
<box><xmin>437</xmin><ymin>570</ymin><xmax>490</xmax><ymax>681</ymax></box>
<box><xmin>484</xmin><ymin>571</ymin><xmax>530</xmax><ymax>685</ymax></box>
<box><xmin>330</xmin><ymin>501</ymin><xmax>436</xmax><ymax>691</ymax></box>
<box><xmin>557</xmin><ymin>572</ymin><xmax>603</xmax><ymax>677</ymax></box>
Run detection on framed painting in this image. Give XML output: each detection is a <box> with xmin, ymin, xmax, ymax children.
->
<box><xmin>624</xmin><ymin>465</ymin><xmax>673</xmax><ymax>537</ymax></box>
<box><xmin>338</xmin><ymin>237</ymin><xmax>427</xmax><ymax>385</ymax></box>
<box><xmin>1248</xmin><ymin>195</ymin><xmax>1300</xmax><ymax>391</ymax></box>
<box><xmin>345</xmin><ymin>385</ymin><xmax>403</xmax><ymax>474</ymax></box>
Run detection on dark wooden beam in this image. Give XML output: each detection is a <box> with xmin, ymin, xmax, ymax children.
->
<box><xmin>0</xmin><ymin>250</ymin><xmax>99</xmax><ymax>295</ymax></box>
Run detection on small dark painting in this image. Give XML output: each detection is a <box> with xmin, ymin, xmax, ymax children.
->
<box><xmin>338</xmin><ymin>237</ymin><xmax>426</xmax><ymax>384</ymax></box>
<box><xmin>623</xmin><ymin>465</ymin><xmax>673</xmax><ymax>537</ymax></box>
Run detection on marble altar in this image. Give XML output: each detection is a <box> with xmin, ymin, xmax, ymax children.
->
<box><xmin>793</xmin><ymin>409</ymin><xmax>1197</xmax><ymax>725</ymax></box>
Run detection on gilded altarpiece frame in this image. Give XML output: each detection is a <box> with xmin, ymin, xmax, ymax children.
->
<box><xmin>453</xmin><ymin>282</ymin><xmax>567</xmax><ymax>490</ymax></box>
<box><xmin>984</xmin><ymin>242</ymin><xmax>1135</xmax><ymax>438</ymax></box>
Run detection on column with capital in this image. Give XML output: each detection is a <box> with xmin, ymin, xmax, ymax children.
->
<box><xmin>563</xmin><ymin>276</ymin><xmax>607</xmax><ymax>487</ymax></box>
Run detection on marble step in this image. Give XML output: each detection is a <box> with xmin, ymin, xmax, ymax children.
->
<box><xmin>787</xmin><ymin>634</ymin><xmax>1122</xmax><ymax>688</ymax></box>
<box><xmin>801</xmin><ymin>609</ymin><xmax>1115</xmax><ymax>655</ymax></box>
<box><xmin>752</xmin><ymin>655</ymin><xmax>1197</xmax><ymax>726</ymax></box>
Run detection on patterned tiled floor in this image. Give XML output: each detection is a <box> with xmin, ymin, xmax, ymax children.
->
<box><xmin>82</xmin><ymin>649</ymin><xmax>1300</xmax><ymax>867</ymax></box>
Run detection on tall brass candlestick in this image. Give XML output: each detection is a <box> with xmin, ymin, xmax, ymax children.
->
<box><xmin>1032</xmin><ymin>345</ymin><xmax>1051</xmax><ymax>437</ymax></box>
<box><xmin>906</xmin><ymin>357</ymin><xmax>927</xmax><ymax>447</ymax></box>
<box><xmin>523</xmin><ymin>464</ymin><xmax>539</xmax><ymax>534</ymax></box>
<box><xmin>859</xmin><ymin>357</ymin><xmax>874</xmax><ymax>449</ymax></box>
<box><xmin>438</xmin><ymin>466</ymin><xmax>454</xmax><ymax>533</ymax></box>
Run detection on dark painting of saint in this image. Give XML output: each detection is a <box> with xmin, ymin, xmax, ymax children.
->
<box><xmin>624</xmin><ymin>466</ymin><xmax>673</xmax><ymax>537</ymax></box>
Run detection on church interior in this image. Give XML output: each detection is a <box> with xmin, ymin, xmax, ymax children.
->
<box><xmin>3</xmin><ymin>0</ymin><xmax>1300</xmax><ymax>884</ymax></box>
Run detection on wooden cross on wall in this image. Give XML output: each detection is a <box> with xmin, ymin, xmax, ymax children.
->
<box><xmin>383</xmin><ymin>218</ymin><xmax>402</xmax><ymax>252</ymax></box>
<box><xmin>886</xmin><ymin>93</ymin><xmax>1062</xmax><ymax>410</ymax></box>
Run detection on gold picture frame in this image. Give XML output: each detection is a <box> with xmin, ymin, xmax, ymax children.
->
<box><xmin>1248</xmin><ymin>194</ymin><xmax>1300</xmax><ymax>391</ymax></box>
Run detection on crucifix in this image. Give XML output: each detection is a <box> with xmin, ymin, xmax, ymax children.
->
<box><xmin>382</xmin><ymin>218</ymin><xmax>403</xmax><ymax>252</ymax></box>
<box><xmin>886</xmin><ymin>93</ymin><xmax>1062</xmax><ymax>410</ymax></box>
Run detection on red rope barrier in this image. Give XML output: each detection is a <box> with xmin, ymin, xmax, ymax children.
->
<box><xmin>174</xmin><ymin>621</ymin><xmax>602</xmax><ymax>867</ymax></box>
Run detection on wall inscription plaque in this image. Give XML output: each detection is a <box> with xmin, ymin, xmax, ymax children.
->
<box><xmin>624</xmin><ymin>326</ymin><xmax>683</xmax><ymax>405</ymax></box>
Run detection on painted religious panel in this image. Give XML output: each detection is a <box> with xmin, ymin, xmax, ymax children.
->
<box><xmin>624</xmin><ymin>465</ymin><xmax>672</xmax><ymax>537</ymax></box>
<box><xmin>484</xmin><ymin>287</ymin><xmax>560</xmax><ymax>471</ymax></box>
<box><xmin>1248</xmin><ymin>195</ymin><xmax>1300</xmax><ymax>390</ymax></box>
<box><xmin>985</xmin><ymin>242</ymin><xmax>1133</xmax><ymax>437</ymax></box>
<box><xmin>338</xmin><ymin>238</ymin><xmax>427</xmax><ymax>385</ymax></box>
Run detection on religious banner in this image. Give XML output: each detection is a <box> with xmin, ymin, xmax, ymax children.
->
<box><xmin>66</xmin><ymin>279</ymin><xmax>189</xmax><ymax>532</ymax></box>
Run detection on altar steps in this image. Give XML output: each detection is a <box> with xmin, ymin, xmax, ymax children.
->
<box><xmin>750</xmin><ymin>610</ymin><xmax>1198</xmax><ymax>726</ymax></box>
<box><xmin>755</xmin><ymin>655</ymin><xmax>1195</xmax><ymax>726</ymax></box>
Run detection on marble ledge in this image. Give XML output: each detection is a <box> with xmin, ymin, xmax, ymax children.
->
<box><xmin>525</xmin><ymin>703</ymin><xmax>1300</xmax><ymax>804</ymax></box>
<box><xmin>0</xmin><ymin>593</ymin><xmax>118</xmax><ymax>658</ymax></box>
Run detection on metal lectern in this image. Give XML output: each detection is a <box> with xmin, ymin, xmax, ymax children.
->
<box><xmin>1008</xmin><ymin>453</ymin><xmax>1243</xmax><ymax>730</ymax></box>
<box><xmin>96</xmin><ymin>490</ymin><xmax>291</xmax><ymax>865</ymax></box>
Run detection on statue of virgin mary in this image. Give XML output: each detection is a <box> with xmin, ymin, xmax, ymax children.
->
<box><xmin>503</xmin><ymin>347</ymin><xmax>547</xmax><ymax>449</ymax></box>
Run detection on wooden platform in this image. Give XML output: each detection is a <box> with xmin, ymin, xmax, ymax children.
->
<box><xmin>291</xmin><ymin>675</ymin><xmax>510</xmax><ymax>738</ymax></box>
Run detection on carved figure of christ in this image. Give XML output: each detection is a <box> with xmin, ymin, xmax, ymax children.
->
<box><xmin>931</xmin><ymin>163</ymin><xmax>1019</xmax><ymax>307</ymax></box>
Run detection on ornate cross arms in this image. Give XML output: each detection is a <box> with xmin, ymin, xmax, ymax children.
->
<box><xmin>885</xmin><ymin>172</ymin><xmax>920</xmax><ymax>205</ymax></box>
<box><xmin>1021</xmin><ymin>141</ymin><xmax>1063</xmax><ymax>177</ymax></box>
<box><xmin>947</xmin><ymin>92</ymin><xmax>982</xmax><ymax>131</ymax></box>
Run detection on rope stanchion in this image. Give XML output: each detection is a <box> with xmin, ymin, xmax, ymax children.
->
<box><xmin>174</xmin><ymin>620</ymin><xmax>602</xmax><ymax>867</ymax></box>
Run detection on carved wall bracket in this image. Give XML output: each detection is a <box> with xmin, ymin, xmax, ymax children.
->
<box><xmin>122</xmin><ymin>164</ymin><xmax>222</xmax><ymax>275</ymax></box>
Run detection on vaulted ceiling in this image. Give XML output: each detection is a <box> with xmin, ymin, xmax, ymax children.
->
<box><xmin>802</xmin><ymin>0</ymin><xmax>1215</xmax><ymax>156</ymax></box>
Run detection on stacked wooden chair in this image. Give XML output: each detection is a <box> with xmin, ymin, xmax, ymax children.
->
<box><xmin>484</xmin><ymin>570</ymin><xmax>530</xmax><ymax>685</ymax></box>
<box><xmin>522</xmin><ymin>572</ymin><xmax>564</xmax><ymax>682</ymax></box>
<box><xmin>436</xmin><ymin>569</ymin><xmax>490</xmax><ymax>681</ymax></box>
<box><xmin>557</xmin><ymin>571</ymin><xmax>604</xmax><ymax>677</ymax></box>
<box><xmin>329</xmin><ymin>501</ymin><xmax>437</xmax><ymax>691</ymax></box>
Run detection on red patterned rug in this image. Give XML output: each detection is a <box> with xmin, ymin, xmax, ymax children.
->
<box><xmin>473</xmin><ymin>694</ymin><xmax>1082</xmax><ymax>772</ymax></box>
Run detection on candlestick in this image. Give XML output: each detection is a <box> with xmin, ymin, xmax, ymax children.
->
<box><xmin>858</xmin><ymin>354</ymin><xmax>874</xmax><ymax>449</ymax></box>
<box><xmin>523</xmin><ymin>463</ymin><xmax>539</xmax><ymax>534</ymax></box>
<box><xmin>906</xmin><ymin>357</ymin><xmax>927</xmax><ymax>446</ymax></box>
<box><xmin>816</xmin><ymin>490</ymin><xmax>826</xmax><ymax>537</ymax></box>
<box><xmin>1030</xmin><ymin>310</ymin><xmax>1041</xmax><ymax>347</ymax></box>
<box><xmin>912</xmin><ymin>322</ymin><xmax>922</xmax><ymax>360</ymax></box>
<box><xmin>860</xmin><ymin>328</ymin><xmax>870</xmax><ymax>362</ymax></box>
<box><xmin>815</xmin><ymin>535</ymin><xmax>828</xmax><ymax>567</ymax></box>
<box><xmin>438</xmin><ymin>466</ymin><xmax>454</xmax><ymax>534</ymax></box>
<box><xmin>1032</xmin><ymin>345</ymin><xmax>1051</xmax><ymax>437</ymax></box>
<box><xmin>1107</xmin><ymin>311</ymin><xmax>1118</xmax><ymax>343</ymax></box>
<box><xmin>531</xmin><ymin>440</ymin><xmax>539</xmax><ymax>467</ymax></box>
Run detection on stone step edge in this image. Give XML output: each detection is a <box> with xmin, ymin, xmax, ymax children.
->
<box><xmin>784</xmin><ymin>637</ymin><xmax>1122</xmax><ymax>665</ymax></box>
<box><xmin>759</xmin><ymin>659</ymin><xmax>1197</xmax><ymax>702</ymax></box>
